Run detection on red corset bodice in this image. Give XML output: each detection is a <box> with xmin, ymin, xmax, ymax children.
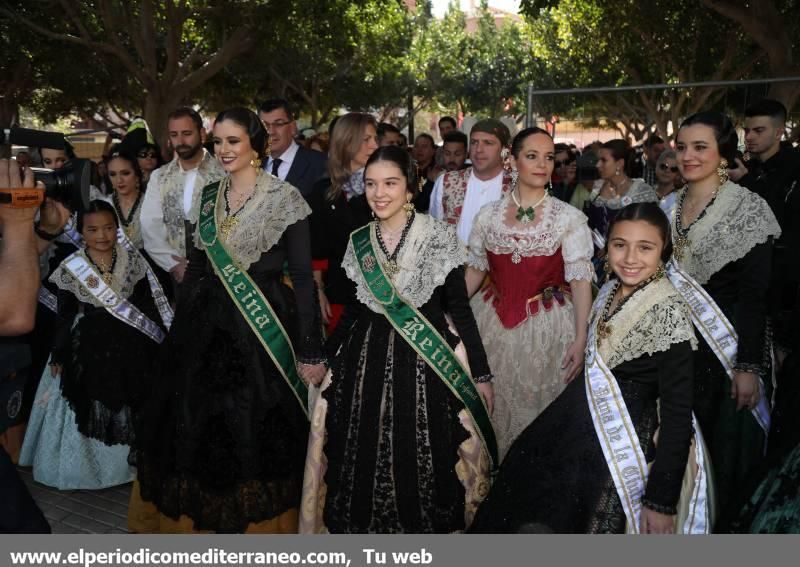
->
<box><xmin>482</xmin><ymin>248</ymin><xmax>569</xmax><ymax>329</ymax></box>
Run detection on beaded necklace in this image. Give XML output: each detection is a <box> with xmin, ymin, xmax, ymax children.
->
<box><xmin>86</xmin><ymin>247</ymin><xmax>118</xmax><ymax>286</ymax></box>
<box><xmin>375</xmin><ymin>210</ymin><xmax>415</xmax><ymax>277</ymax></box>
<box><xmin>673</xmin><ymin>183</ymin><xmax>723</xmax><ymax>261</ymax></box>
<box><xmin>219</xmin><ymin>177</ymin><xmax>257</xmax><ymax>240</ymax></box>
<box><xmin>113</xmin><ymin>191</ymin><xmax>143</xmax><ymax>240</ymax></box>
<box><xmin>596</xmin><ymin>269</ymin><xmax>663</xmax><ymax>341</ymax></box>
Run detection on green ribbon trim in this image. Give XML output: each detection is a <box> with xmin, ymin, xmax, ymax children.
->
<box><xmin>198</xmin><ymin>181</ymin><xmax>309</xmax><ymax>417</ymax></box>
<box><xmin>350</xmin><ymin>224</ymin><xmax>498</xmax><ymax>467</ymax></box>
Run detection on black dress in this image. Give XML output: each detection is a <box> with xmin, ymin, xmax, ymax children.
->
<box><xmin>136</xmin><ymin>175</ymin><xmax>323</xmax><ymax>533</ymax></box>
<box><xmin>302</xmin><ymin>215</ymin><xmax>493</xmax><ymax>534</ymax></box>
<box><xmin>50</xmin><ymin>246</ymin><xmax>164</xmax><ymax>446</ymax></box>
<box><xmin>308</xmin><ymin>177</ymin><xmax>371</xmax><ymax>307</ymax></box>
<box><xmin>470</xmin><ymin>278</ymin><xmax>697</xmax><ymax>533</ymax></box>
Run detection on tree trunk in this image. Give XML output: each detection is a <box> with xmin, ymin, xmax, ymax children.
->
<box><xmin>144</xmin><ymin>89</ymin><xmax>185</xmax><ymax>159</ymax></box>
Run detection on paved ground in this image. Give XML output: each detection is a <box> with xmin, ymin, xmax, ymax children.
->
<box><xmin>17</xmin><ymin>467</ymin><xmax>131</xmax><ymax>534</ymax></box>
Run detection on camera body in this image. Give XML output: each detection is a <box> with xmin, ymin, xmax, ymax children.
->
<box><xmin>0</xmin><ymin>127</ymin><xmax>92</xmax><ymax>211</ymax></box>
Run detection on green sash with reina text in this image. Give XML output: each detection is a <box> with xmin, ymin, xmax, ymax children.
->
<box><xmin>350</xmin><ymin>224</ymin><xmax>498</xmax><ymax>467</ymax></box>
<box><xmin>198</xmin><ymin>181</ymin><xmax>309</xmax><ymax>417</ymax></box>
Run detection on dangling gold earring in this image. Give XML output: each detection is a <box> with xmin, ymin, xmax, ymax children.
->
<box><xmin>250</xmin><ymin>152</ymin><xmax>262</xmax><ymax>170</ymax></box>
<box><xmin>716</xmin><ymin>158</ymin><xmax>729</xmax><ymax>185</ymax></box>
<box><xmin>655</xmin><ymin>263</ymin><xmax>666</xmax><ymax>279</ymax></box>
<box><xmin>603</xmin><ymin>259</ymin><xmax>612</xmax><ymax>283</ymax></box>
<box><xmin>403</xmin><ymin>193</ymin><xmax>415</xmax><ymax>219</ymax></box>
<box><xmin>265</xmin><ymin>136</ymin><xmax>272</xmax><ymax>158</ymax></box>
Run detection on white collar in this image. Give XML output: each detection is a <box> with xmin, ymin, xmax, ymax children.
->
<box><xmin>272</xmin><ymin>140</ymin><xmax>300</xmax><ymax>165</ymax></box>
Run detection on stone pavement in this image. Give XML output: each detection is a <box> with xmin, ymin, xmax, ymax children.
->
<box><xmin>17</xmin><ymin>467</ymin><xmax>131</xmax><ymax>534</ymax></box>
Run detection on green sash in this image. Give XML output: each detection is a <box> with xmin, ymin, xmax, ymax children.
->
<box><xmin>350</xmin><ymin>224</ymin><xmax>498</xmax><ymax>467</ymax></box>
<box><xmin>198</xmin><ymin>181</ymin><xmax>309</xmax><ymax>417</ymax></box>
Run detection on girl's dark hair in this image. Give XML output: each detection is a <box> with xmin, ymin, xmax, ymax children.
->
<box><xmin>364</xmin><ymin>145</ymin><xmax>419</xmax><ymax>196</ymax></box>
<box><xmin>678</xmin><ymin>111</ymin><xmax>738</xmax><ymax>164</ymax></box>
<box><xmin>107</xmin><ymin>150</ymin><xmax>144</xmax><ymax>185</ymax></box>
<box><xmin>600</xmin><ymin>139</ymin><xmax>633</xmax><ymax>174</ymax></box>
<box><xmin>510</xmin><ymin>127</ymin><xmax>552</xmax><ymax>159</ymax></box>
<box><xmin>78</xmin><ymin>199</ymin><xmax>119</xmax><ymax>233</ymax></box>
<box><xmin>214</xmin><ymin>107</ymin><xmax>270</xmax><ymax>159</ymax></box>
<box><xmin>606</xmin><ymin>202</ymin><xmax>673</xmax><ymax>263</ymax></box>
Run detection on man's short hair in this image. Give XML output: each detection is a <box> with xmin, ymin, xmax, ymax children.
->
<box><xmin>167</xmin><ymin>107</ymin><xmax>203</xmax><ymax>132</ymax></box>
<box><xmin>377</xmin><ymin>122</ymin><xmax>401</xmax><ymax>139</ymax></box>
<box><xmin>415</xmin><ymin>133</ymin><xmax>435</xmax><ymax>146</ymax></box>
<box><xmin>644</xmin><ymin>135</ymin><xmax>664</xmax><ymax>148</ymax></box>
<box><xmin>443</xmin><ymin>131</ymin><xmax>468</xmax><ymax>148</ymax></box>
<box><xmin>259</xmin><ymin>98</ymin><xmax>295</xmax><ymax>121</ymax></box>
<box><xmin>438</xmin><ymin>116</ymin><xmax>457</xmax><ymax>129</ymax></box>
<box><xmin>554</xmin><ymin>143</ymin><xmax>571</xmax><ymax>153</ymax></box>
<box><xmin>745</xmin><ymin>98</ymin><xmax>787</xmax><ymax>124</ymax></box>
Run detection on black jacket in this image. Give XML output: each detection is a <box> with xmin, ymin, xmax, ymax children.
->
<box><xmin>268</xmin><ymin>145</ymin><xmax>327</xmax><ymax>201</ymax></box>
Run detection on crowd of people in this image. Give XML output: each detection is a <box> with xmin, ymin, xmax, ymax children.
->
<box><xmin>1</xmin><ymin>96</ymin><xmax>798</xmax><ymax>535</ymax></box>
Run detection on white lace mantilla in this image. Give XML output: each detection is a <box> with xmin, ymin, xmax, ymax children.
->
<box><xmin>193</xmin><ymin>171</ymin><xmax>311</xmax><ymax>271</ymax></box>
<box><xmin>673</xmin><ymin>182</ymin><xmax>781</xmax><ymax>284</ymax></box>
<box><xmin>588</xmin><ymin>178</ymin><xmax>657</xmax><ymax>209</ymax></box>
<box><xmin>467</xmin><ymin>195</ymin><xmax>594</xmax><ymax>282</ymax></box>
<box><xmin>343</xmin><ymin>213</ymin><xmax>466</xmax><ymax>312</ymax></box>
<box><xmin>48</xmin><ymin>244</ymin><xmax>148</xmax><ymax>308</ymax></box>
<box><xmin>591</xmin><ymin>277</ymin><xmax>697</xmax><ymax>370</ymax></box>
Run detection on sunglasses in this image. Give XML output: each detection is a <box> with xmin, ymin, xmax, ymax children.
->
<box><xmin>659</xmin><ymin>163</ymin><xmax>679</xmax><ymax>173</ymax></box>
<box><xmin>137</xmin><ymin>151</ymin><xmax>158</xmax><ymax>159</ymax></box>
<box><xmin>555</xmin><ymin>158</ymin><xmax>575</xmax><ymax>168</ymax></box>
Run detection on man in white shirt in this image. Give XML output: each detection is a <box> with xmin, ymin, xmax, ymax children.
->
<box><xmin>141</xmin><ymin>107</ymin><xmax>224</xmax><ymax>284</ymax></box>
<box><xmin>429</xmin><ymin>119</ymin><xmax>513</xmax><ymax>244</ymax></box>
<box><xmin>258</xmin><ymin>98</ymin><xmax>326</xmax><ymax>200</ymax></box>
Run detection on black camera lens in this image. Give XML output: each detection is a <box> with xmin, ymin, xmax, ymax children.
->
<box><xmin>31</xmin><ymin>159</ymin><xmax>92</xmax><ymax>212</ymax></box>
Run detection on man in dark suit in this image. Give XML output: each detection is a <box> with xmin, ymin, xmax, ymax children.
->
<box><xmin>258</xmin><ymin>98</ymin><xmax>327</xmax><ymax>201</ymax></box>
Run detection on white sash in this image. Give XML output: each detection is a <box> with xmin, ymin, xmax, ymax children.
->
<box><xmin>62</xmin><ymin>232</ymin><xmax>172</xmax><ymax>344</ymax></box>
<box><xmin>585</xmin><ymin>282</ymin><xmax>710</xmax><ymax>534</ymax></box>
<box><xmin>666</xmin><ymin>259</ymin><xmax>770</xmax><ymax>434</ymax></box>
<box><xmin>38</xmin><ymin>287</ymin><xmax>58</xmax><ymax>313</ymax></box>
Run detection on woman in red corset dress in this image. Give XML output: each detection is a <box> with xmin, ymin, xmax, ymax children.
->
<box><xmin>466</xmin><ymin>127</ymin><xmax>594</xmax><ymax>459</ymax></box>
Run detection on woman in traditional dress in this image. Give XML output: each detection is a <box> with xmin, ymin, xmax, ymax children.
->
<box><xmin>471</xmin><ymin>203</ymin><xmax>711</xmax><ymax>534</ymax></box>
<box><xmin>585</xmin><ymin>139</ymin><xmax>657</xmax><ymax>280</ymax></box>
<box><xmin>106</xmin><ymin>151</ymin><xmax>171</xmax><ymax>294</ymax></box>
<box><xmin>132</xmin><ymin>108</ymin><xmax>325</xmax><ymax>533</ymax></box>
<box><xmin>20</xmin><ymin>200</ymin><xmax>170</xmax><ymax>489</ymax></box>
<box><xmin>309</xmin><ymin>113</ymin><xmax>378</xmax><ymax>333</ymax></box>
<box><xmin>300</xmin><ymin>146</ymin><xmax>495</xmax><ymax>534</ymax></box>
<box><xmin>466</xmin><ymin>127</ymin><xmax>593</xmax><ymax>459</ymax></box>
<box><xmin>667</xmin><ymin>112</ymin><xmax>780</xmax><ymax>529</ymax></box>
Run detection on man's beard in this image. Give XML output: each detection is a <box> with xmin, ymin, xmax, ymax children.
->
<box><xmin>175</xmin><ymin>142</ymin><xmax>202</xmax><ymax>161</ymax></box>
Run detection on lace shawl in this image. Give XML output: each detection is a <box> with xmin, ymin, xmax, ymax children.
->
<box><xmin>48</xmin><ymin>244</ymin><xmax>149</xmax><ymax>308</ymax></box>
<box><xmin>591</xmin><ymin>278</ymin><xmax>698</xmax><ymax>370</ymax></box>
<box><xmin>672</xmin><ymin>182</ymin><xmax>782</xmax><ymax>285</ymax></box>
<box><xmin>467</xmin><ymin>195</ymin><xmax>594</xmax><ymax>282</ymax></box>
<box><xmin>589</xmin><ymin>178</ymin><xmax>657</xmax><ymax>209</ymax></box>
<box><xmin>342</xmin><ymin>213</ymin><xmax>466</xmax><ymax>312</ymax></box>
<box><xmin>192</xmin><ymin>171</ymin><xmax>311</xmax><ymax>271</ymax></box>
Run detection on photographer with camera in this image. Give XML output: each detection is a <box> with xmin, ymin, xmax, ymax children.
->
<box><xmin>0</xmin><ymin>158</ymin><xmax>53</xmax><ymax>533</ymax></box>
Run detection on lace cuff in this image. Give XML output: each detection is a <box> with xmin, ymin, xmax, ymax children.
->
<box><xmin>733</xmin><ymin>362</ymin><xmax>764</xmax><ymax>376</ymax></box>
<box><xmin>565</xmin><ymin>260</ymin><xmax>594</xmax><ymax>282</ymax></box>
<box><xmin>641</xmin><ymin>497</ymin><xmax>677</xmax><ymax>516</ymax></box>
<box><xmin>473</xmin><ymin>373</ymin><xmax>493</xmax><ymax>384</ymax></box>
<box><xmin>466</xmin><ymin>250</ymin><xmax>489</xmax><ymax>271</ymax></box>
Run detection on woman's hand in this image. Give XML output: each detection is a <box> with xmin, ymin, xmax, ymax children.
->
<box><xmin>640</xmin><ymin>507</ymin><xmax>675</xmax><ymax>534</ymax></box>
<box><xmin>298</xmin><ymin>363</ymin><xmax>327</xmax><ymax>387</ymax></box>
<box><xmin>49</xmin><ymin>363</ymin><xmax>62</xmax><ymax>378</ymax></box>
<box><xmin>561</xmin><ymin>334</ymin><xmax>586</xmax><ymax>383</ymax></box>
<box><xmin>318</xmin><ymin>288</ymin><xmax>332</xmax><ymax>326</ymax></box>
<box><xmin>476</xmin><ymin>382</ymin><xmax>494</xmax><ymax>415</ymax></box>
<box><xmin>732</xmin><ymin>371</ymin><xmax>760</xmax><ymax>411</ymax></box>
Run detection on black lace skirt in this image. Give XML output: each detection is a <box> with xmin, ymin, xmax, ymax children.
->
<box><xmin>60</xmin><ymin>282</ymin><xmax>162</xmax><ymax>446</ymax></box>
<box><xmin>134</xmin><ymin>273</ymin><xmax>309</xmax><ymax>533</ymax></box>
<box><xmin>322</xmin><ymin>311</ymin><xmax>470</xmax><ymax>533</ymax></box>
<box><xmin>469</xmin><ymin>375</ymin><xmax>659</xmax><ymax>533</ymax></box>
